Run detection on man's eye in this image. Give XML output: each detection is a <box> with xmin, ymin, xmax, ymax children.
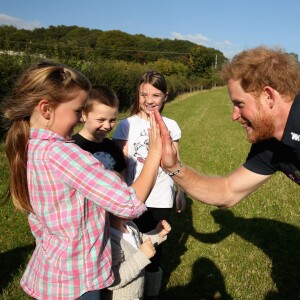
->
<box><xmin>234</xmin><ymin>102</ymin><xmax>244</xmax><ymax>108</ymax></box>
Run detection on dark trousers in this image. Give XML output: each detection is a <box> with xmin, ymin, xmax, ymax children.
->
<box><xmin>76</xmin><ymin>290</ymin><xmax>101</xmax><ymax>300</ymax></box>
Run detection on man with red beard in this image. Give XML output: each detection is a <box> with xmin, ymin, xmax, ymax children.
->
<box><xmin>154</xmin><ymin>46</ymin><xmax>300</xmax><ymax>208</ymax></box>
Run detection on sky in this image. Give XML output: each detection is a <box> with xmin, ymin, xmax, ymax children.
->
<box><xmin>0</xmin><ymin>0</ymin><xmax>300</xmax><ymax>59</ymax></box>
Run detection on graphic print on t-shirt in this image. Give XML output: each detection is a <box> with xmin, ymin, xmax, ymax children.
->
<box><xmin>93</xmin><ymin>151</ymin><xmax>116</xmax><ymax>170</ymax></box>
<box><xmin>131</xmin><ymin>129</ymin><xmax>163</xmax><ymax>180</ymax></box>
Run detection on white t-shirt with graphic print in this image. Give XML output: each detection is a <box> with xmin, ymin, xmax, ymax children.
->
<box><xmin>113</xmin><ymin>114</ymin><xmax>181</xmax><ymax>208</ymax></box>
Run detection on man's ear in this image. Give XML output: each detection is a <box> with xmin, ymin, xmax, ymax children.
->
<box><xmin>38</xmin><ymin>99</ymin><xmax>52</xmax><ymax>120</ymax></box>
<box><xmin>263</xmin><ymin>86</ymin><xmax>275</xmax><ymax>108</ymax></box>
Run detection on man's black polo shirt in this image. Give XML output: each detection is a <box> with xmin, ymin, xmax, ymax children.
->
<box><xmin>244</xmin><ymin>95</ymin><xmax>300</xmax><ymax>184</ymax></box>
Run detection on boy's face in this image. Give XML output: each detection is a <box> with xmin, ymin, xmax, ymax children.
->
<box><xmin>82</xmin><ymin>102</ymin><xmax>118</xmax><ymax>142</ymax></box>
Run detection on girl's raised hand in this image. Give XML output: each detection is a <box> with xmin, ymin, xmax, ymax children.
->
<box><xmin>147</xmin><ymin>111</ymin><xmax>162</xmax><ymax>159</ymax></box>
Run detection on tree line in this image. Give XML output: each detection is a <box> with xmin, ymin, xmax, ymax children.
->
<box><xmin>0</xmin><ymin>25</ymin><xmax>228</xmax><ymax>66</ymax></box>
<box><xmin>0</xmin><ymin>25</ymin><xmax>229</xmax><ymax>138</ymax></box>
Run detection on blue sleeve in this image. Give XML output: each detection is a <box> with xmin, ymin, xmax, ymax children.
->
<box><xmin>113</xmin><ymin>119</ymin><xmax>130</xmax><ymax>141</ymax></box>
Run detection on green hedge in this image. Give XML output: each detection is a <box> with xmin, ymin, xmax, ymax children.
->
<box><xmin>0</xmin><ymin>53</ymin><xmax>222</xmax><ymax>139</ymax></box>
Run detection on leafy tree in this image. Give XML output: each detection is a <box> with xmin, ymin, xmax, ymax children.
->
<box><xmin>0</xmin><ymin>24</ymin><xmax>229</xmax><ymax>118</ymax></box>
<box><xmin>0</xmin><ymin>25</ymin><xmax>18</xmax><ymax>49</ymax></box>
<box><xmin>188</xmin><ymin>46</ymin><xmax>216</xmax><ymax>78</ymax></box>
<box><xmin>188</xmin><ymin>46</ymin><xmax>227</xmax><ymax>78</ymax></box>
<box><xmin>0</xmin><ymin>25</ymin><xmax>228</xmax><ymax>66</ymax></box>
<box><xmin>96</xmin><ymin>30</ymin><xmax>136</xmax><ymax>60</ymax></box>
<box><xmin>147</xmin><ymin>59</ymin><xmax>188</xmax><ymax>76</ymax></box>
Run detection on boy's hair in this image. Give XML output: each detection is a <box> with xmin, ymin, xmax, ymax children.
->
<box><xmin>130</xmin><ymin>71</ymin><xmax>168</xmax><ymax>116</ymax></box>
<box><xmin>2</xmin><ymin>60</ymin><xmax>91</xmax><ymax>212</ymax></box>
<box><xmin>221</xmin><ymin>46</ymin><xmax>300</xmax><ymax>99</ymax></box>
<box><xmin>83</xmin><ymin>85</ymin><xmax>119</xmax><ymax>115</ymax></box>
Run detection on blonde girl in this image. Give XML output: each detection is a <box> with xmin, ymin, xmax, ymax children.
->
<box><xmin>113</xmin><ymin>71</ymin><xmax>185</xmax><ymax>299</ymax></box>
<box><xmin>3</xmin><ymin>61</ymin><xmax>162</xmax><ymax>300</ymax></box>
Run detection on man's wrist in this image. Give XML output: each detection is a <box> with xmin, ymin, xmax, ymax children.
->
<box><xmin>163</xmin><ymin>161</ymin><xmax>183</xmax><ymax>176</ymax></box>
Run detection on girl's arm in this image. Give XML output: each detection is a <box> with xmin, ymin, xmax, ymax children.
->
<box><xmin>52</xmin><ymin>143</ymin><xmax>147</xmax><ymax>219</ymax></box>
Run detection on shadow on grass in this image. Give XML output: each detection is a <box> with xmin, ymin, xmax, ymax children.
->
<box><xmin>194</xmin><ymin>209</ymin><xmax>300</xmax><ymax>299</ymax></box>
<box><xmin>161</xmin><ymin>198</ymin><xmax>300</xmax><ymax>299</ymax></box>
<box><xmin>0</xmin><ymin>243</ymin><xmax>35</xmax><ymax>293</ymax></box>
<box><xmin>162</xmin><ymin>256</ymin><xmax>233</xmax><ymax>299</ymax></box>
<box><xmin>161</xmin><ymin>197</ymin><xmax>232</xmax><ymax>299</ymax></box>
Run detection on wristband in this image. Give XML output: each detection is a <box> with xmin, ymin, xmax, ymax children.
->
<box><xmin>163</xmin><ymin>161</ymin><xmax>183</xmax><ymax>176</ymax></box>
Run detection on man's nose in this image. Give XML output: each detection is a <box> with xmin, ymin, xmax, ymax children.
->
<box><xmin>232</xmin><ymin>106</ymin><xmax>241</xmax><ymax>121</ymax></box>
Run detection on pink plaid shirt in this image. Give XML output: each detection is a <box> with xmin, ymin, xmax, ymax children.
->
<box><xmin>20</xmin><ymin>128</ymin><xmax>146</xmax><ymax>300</ymax></box>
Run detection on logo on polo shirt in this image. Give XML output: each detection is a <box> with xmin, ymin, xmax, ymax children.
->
<box><xmin>291</xmin><ymin>132</ymin><xmax>300</xmax><ymax>141</ymax></box>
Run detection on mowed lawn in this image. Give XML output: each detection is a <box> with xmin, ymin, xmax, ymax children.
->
<box><xmin>1</xmin><ymin>87</ymin><xmax>300</xmax><ymax>299</ymax></box>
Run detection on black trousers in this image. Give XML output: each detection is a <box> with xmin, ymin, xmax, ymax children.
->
<box><xmin>133</xmin><ymin>207</ymin><xmax>171</xmax><ymax>272</ymax></box>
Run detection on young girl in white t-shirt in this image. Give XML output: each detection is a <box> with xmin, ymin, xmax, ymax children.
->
<box><xmin>113</xmin><ymin>71</ymin><xmax>186</xmax><ymax>299</ymax></box>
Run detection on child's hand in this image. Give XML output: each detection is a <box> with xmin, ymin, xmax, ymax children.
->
<box><xmin>147</xmin><ymin>111</ymin><xmax>162</xmax><ymax>159</ymax></box>
<box><xmin>140</xmin><ymin>238</ymin><xmax>156</xmax><ymax>259</ymax></box>
<box><xmin>156</xmin><ymin>220</ymin><xmax>171</xmax><ymax>238</ymax></box>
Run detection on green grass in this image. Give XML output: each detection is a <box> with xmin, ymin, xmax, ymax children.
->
<box><xmin>1</xmin><ymin>87</ymin><xmax>300</xmax><ymax>299</ymax></box>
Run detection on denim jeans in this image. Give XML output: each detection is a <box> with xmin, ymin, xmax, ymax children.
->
<box><xmin>77</xmin><ymin>290</ymin><xmax>101</xmax><ymax>300</ymax></box>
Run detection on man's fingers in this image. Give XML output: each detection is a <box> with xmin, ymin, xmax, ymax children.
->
<box><xmin>154</xmin><ymin>109</ymin><xmax>168</xmax><ymax>133</ymax></box>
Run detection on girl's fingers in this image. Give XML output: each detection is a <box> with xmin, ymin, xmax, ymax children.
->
<box><xmin>149</xmin><ymin>111</ymin><xmax>153</xmax><ymax>130</ymax></box>
<box><xmin>149</xmin><ymin>112</ymin><xmax>162</xmax><ymax>142</ymax></box>
<box><xmin>150</xmin><ymin>113</ymin><xmax>156</xmax><ymax>137</ymax></box>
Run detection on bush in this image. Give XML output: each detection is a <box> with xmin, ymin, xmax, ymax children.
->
<box><xmin>0</xmin><ymin>53</ymin><xmax>218</xmax><ymax>137</ymax></box>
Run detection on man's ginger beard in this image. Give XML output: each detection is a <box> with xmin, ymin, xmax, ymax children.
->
<box><xmin>245</xmin><ymin>101</ymin><xmax>275</xmax><ymax>143</ymax></box>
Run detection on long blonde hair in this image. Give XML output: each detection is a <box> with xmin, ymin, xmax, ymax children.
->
<box><xmin>2</xmin><ymin>61</ymin><xmax>91</xmax><ymax>212</ymax></box>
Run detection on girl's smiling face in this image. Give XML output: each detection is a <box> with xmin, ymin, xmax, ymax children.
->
<box><xmin>138</xmin><ymin>83</ymin><xmax>166</xmax><ymax>119</ymax></box>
